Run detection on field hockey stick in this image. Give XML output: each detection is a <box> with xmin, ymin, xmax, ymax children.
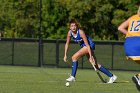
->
<box><xmin>91</xmin><ymin>63</ymin><xmax>107</xmax><ymax>83</ymax></box>
<box><xmin>91</xmin><ymin>62</ymin><xmax>97</xmax><ymax>71</ymax></box>
<box><xmin>90</xmin><ymin>60</ymin><xmax>107</xmax><ymax>83</ymax></box>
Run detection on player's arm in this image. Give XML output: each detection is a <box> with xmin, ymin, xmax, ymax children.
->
<box><xmin>80</xmin><ymin>30</ymin><xmax>93</xmax><ymax>62</ymax></box>
<box><xmin>118</xmin><ymin>18</ymin><xmax>130</xmax><ymax>35</ymax></box>
<box><xmin>64</xmin><ymin>31</ymin><xmax>71</xmax><ymax>62</ymax></box>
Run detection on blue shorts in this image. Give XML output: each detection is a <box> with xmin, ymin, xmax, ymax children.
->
<box><xmin>80</xmin><ymin>40</ymin><xmax>95</xmax><ymax>50</ymax></box>
<box><xmin>124</xmin><ymin>36</ymin><xmax>140</xmax><ymax>60</ymax></box>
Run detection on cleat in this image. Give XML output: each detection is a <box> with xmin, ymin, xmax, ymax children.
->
<box><xmin>107</xmin><ymin>75</ymin><xmax>117</xmax><ymax>83</ymax></box>
<box><xmin>66</xmin><ymin>76</ymin><xmax>75</xmax><ymax>82</ymax></box>
<box><xmin>132</xmin><ymin>75</ymin><xmax>140</xmax><ymax>90</ymax></box>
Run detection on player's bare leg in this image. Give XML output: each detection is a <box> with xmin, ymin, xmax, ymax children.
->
<box><xmin>66</xmin><ymin>47</ymin><xmax>89</xmax><ymax>82</ymax></box>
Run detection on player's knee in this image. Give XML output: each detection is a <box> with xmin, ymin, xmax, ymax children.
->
<box><xmin>71</xmin><ymin>55</ymin><xmax>77</xmax><ymax>61</ymax></box>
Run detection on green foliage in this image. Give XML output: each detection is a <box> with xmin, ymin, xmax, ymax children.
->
<box><xmin>0</xmin><ymin>0</ymin><xmax>39</xmax><ymax>38</ymax></box>
<box><xmin>0</xmin><ymin>0</ymin><xmax>140</xmax><ymax>40</ymax></box>
<box><xmin>13</xmin><ymin>0</ymin><xmax>39</xmax><ymax>38</ymax></box>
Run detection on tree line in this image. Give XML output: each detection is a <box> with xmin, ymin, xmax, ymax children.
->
<box><xmin>0</xmin><ymin>0</ymin><xmax>139</xmax><ymax>40</ymax></box>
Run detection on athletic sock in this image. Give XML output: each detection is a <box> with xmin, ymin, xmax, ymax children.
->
<box><xmin>99</xmin><ymin>66</ymin><xmax>113</xmax><ymax>77</ymax></box>
<box><xmin>71</xmin><ymin>61</ymin><xmax>78</xmax><ymax>77</ymax></box>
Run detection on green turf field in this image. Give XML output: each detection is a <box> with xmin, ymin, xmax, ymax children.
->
<box><xmin>0</xmin><ymin>66</ymin><xmax>139</xmax><ymax>93</ymax></box>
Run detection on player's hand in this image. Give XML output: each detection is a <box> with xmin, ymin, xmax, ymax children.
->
<box><xmin>63</xmin><ymin>56</ymin><xmax>67</xmax><ymax>62</ymax></box>
<box><xmin>89</xmin><ymin>56</ymin><xmax>95</xmax><ymax>65</ymax></box>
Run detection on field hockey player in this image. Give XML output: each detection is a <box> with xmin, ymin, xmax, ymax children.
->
<box><xmin>63</xmin><ymin>19</ymin><xmax>117</xmax><ymax>84</ymax></box>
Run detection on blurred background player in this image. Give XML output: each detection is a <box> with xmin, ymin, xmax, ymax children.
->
<box><xmin>64</xmin><ymin>19</ymin><xmax>117</xmax><ymax>83</ymax></box>
<box><xmin>118</xmin><ymin>5</ymin><xmax>140</xmax><ymax>90</ymax></box>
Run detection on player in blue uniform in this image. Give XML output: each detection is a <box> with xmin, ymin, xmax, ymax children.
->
<box><xmin>64</xmin><ymin>19</ymin><xmax>117</xmax><ymax>83</ymax></box>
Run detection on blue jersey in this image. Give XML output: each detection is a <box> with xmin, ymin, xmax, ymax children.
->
<box><xmin>70</xmin><ymin>29</ymin><xmax>95</xmax><ymax>50</ymax></box>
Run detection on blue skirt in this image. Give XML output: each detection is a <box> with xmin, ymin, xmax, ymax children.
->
<box><xmin>124</xmin><ymin>36</ymin><xmax>140</xmax><ymax>60</ymax></box>
<box><xmin>80</xmin><ymin>39</ymin><xmax>95</xmax><ymax>50</ymax></box>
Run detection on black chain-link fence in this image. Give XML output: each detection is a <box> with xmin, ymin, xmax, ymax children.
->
<box><xmin>0</xmin><ymin>38</ymin><xmax>139</xmax><ymax>71</ymax></box>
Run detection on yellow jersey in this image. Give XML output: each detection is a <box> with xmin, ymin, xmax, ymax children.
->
<box><xmin>126</xmin><ymin>14</ymin><xmax>140</xmax><ymax>37</ymax></box>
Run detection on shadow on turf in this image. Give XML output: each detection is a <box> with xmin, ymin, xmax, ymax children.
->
<box><xmin>76</xmin><ymin>80</ymin><xmax>130</xmax><ymax>83</ymax></box>
<box><xmin>115</xmin><ymin>80</ymin><xmax>140</xmax><ymax>91</ymax></box>
<box><xmin>135</xmin><ymin>86</ymin><xmax>140</xmax><ymax>91</ymax></box>
<box><xmin>113</xmin><ymin>81</ymin><xmax>130</xmax><ymax>83</ymax></box>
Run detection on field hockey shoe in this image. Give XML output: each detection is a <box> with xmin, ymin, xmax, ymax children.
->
<box><xmin>66</xmin><ymin>76</ymin><xmax>75</xmax><ymax>82</ymax></box>
<box><xmin>132</xmin><ymin>74</ymin><xmax>140</xmax><ymax>90</ymax></box>
<box><xmin>107</xmin><ymin>75</ymin><xmax>117</xmax><ymax>83</ymax></box>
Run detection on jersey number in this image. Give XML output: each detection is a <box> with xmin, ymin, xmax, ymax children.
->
<box><xmin>130</xmin><ymin>20</ymin><xmax>140</xmax><ymax>32</ymax></box>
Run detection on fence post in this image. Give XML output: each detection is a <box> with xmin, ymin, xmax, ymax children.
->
<box><xmin>38</xmin><ymin>0</ymin><xmax>43</xmax><ymax>67</ymax></box>
<box><xmin>11</xmin><ymin>31</ymin><xmax>15</xmax><ymax>65</ymax></box>
<box><xmin>111</xmin><ymin>44</ymin><xmax>114</xmax><ymax>70</ymax></box>
<box><xmin>56</xmin><ymin>39</ymin><xmax>59</xmax><ymax>67</ymax></box>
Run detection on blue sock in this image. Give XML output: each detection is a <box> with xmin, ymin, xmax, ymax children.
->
<box><xmin>99</xmin><ymin>66</ymin><xmax>113</xmax><ymax>77</ymax></box>
<box><xmin>71</xmin><ymin>61</ymin><xmax>78</xmax><ymax>77</ymax></box>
